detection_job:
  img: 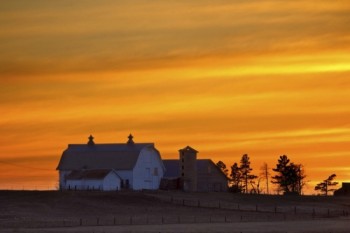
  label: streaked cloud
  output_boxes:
[0,0,350,192]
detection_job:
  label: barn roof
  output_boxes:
[66,169,120,180]
[179,146,198,153]
[163,159,228,179]
[162,160,180,178]
[57,142,154,171]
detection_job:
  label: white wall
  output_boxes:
[65,179,103,190]
[132,147,164,190]
[116,170,133,189]
[103,172,121,191]
[59,170,70,190]
[64,171,121,191]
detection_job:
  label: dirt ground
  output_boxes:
[2,220,350,233]
[0,190,349,233]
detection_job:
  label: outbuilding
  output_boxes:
[65,169,121,191]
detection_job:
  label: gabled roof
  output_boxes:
[163,160,180,178]
[57,143,154,171]
[66,169,120,180]
[179,146,198,153]
[163,159,228,180]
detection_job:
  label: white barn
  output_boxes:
[56,134,165,191]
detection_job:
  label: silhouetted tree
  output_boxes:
[272,155,306,195]
[249,177,262,194]
[240,154,257,193]
[315,174,338,196]
[230,162,242,193]
[216,161,229,177]
[260,163,270,194]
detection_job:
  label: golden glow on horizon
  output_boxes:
[1,0,350,193]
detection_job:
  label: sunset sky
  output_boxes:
[1,0,350,193]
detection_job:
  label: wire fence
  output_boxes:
[0,212,325,229]
[1,190,349,229]
[1,199,349,229]
[157,195,350,219]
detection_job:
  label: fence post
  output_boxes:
[162,216,164,224]
[225,216,227,223]
[219,201,221,209]
[198,200,200,207]
[327,209,330,217]
[80,218,82,226]
[182,199,185,206]
[294,206,297,215]
[130,216,132,225]
[97,217,99,226]
[256,205,258,212]
[274,206,277,214]
[312,208,316,218]
[114,216,116,225]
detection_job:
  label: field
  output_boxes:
[0,190,349,233]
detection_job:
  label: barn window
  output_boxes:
[146,168,151,179]
[125,179,130,189]
[121,180,124,188]
[181,172,184,177]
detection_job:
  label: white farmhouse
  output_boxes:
[56,134,165,191]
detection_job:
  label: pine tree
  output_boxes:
[216,161,228,177]
[240,154,256,193]
[315,174,338,196]
[230,162,242,193]
[272,155,305,195]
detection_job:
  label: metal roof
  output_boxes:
[178,146,198,153]
[56,143,154,171]
[163,159,228,179]
[66,169,120,180]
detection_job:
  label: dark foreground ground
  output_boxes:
[0,190,349,233]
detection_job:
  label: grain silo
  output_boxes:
[179,146,198,192]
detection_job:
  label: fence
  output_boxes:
[2,205,349,229]
[0,212,319,229]
[159,195,350,219]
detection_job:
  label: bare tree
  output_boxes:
[250,177,262,194]
[260,163,270,194]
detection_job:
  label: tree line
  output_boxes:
[216,154,338,195]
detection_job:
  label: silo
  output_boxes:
[179,146,198,192]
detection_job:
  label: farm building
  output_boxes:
[161,146,228,192]
[65,169,121,191]
[334,183,350,196]
[56,134,165,191]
